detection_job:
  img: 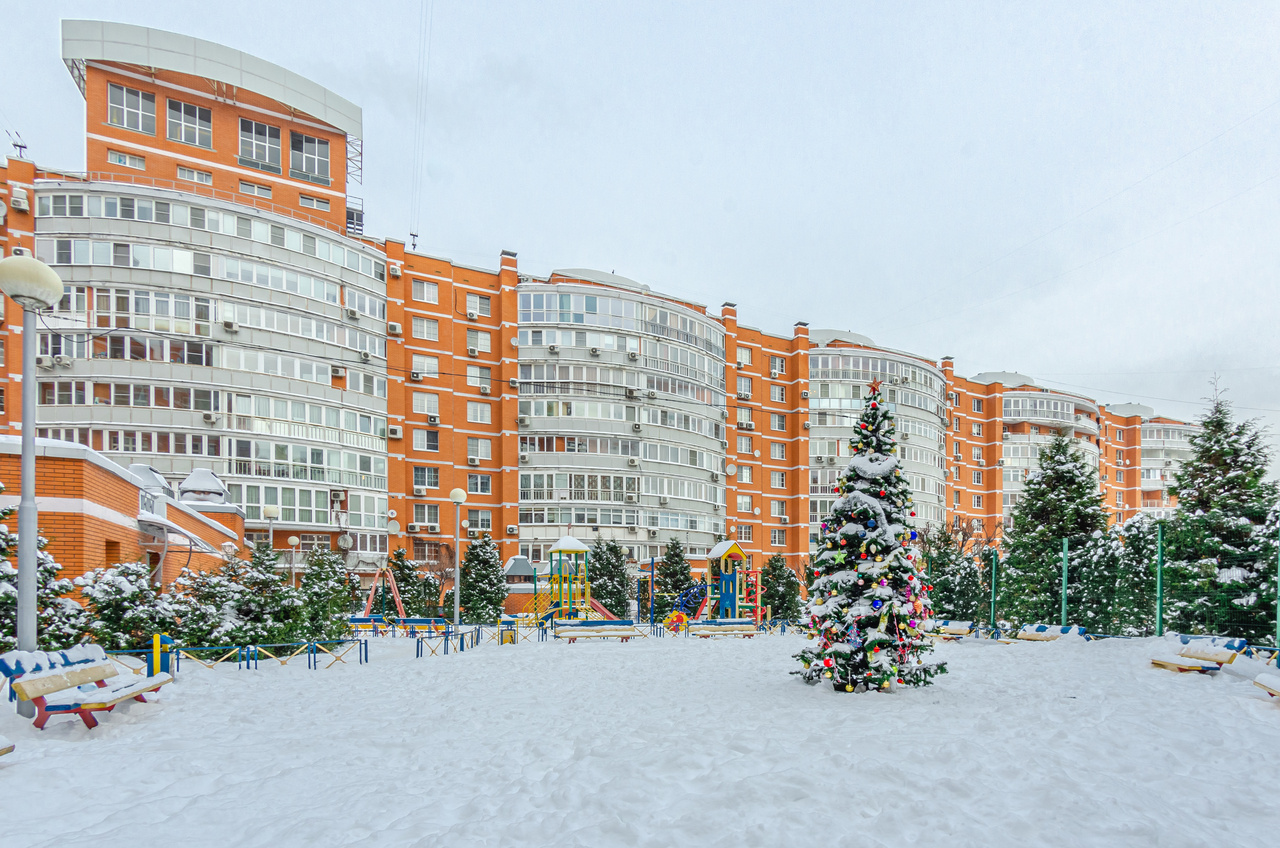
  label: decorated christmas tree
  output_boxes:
[794,381,945,692]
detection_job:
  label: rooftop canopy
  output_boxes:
[707,540,746,561]
[61,19,363,139]
[548,535,589,555]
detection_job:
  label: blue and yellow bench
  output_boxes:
[0,645,170,730]
[1016,624,1089,642]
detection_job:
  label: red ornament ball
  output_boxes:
[897,678,905,685]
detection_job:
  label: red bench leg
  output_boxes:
[77,709,99,729]
[31,697,53,730]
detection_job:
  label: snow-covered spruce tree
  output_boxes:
[917,525,989,622]
[589,536,632,619]
[999,434,1108,627]
[76,561,176,650]
[170,544,299,646]
[794,381,944,692]
[1165,395,1279,640]
[458,533,507,623]
[653,537,694,619]
[388,547,440,618]
[1113,514,1159,635]
[761,554,802,621]
[297,546,359,640]
[0,499,89,651]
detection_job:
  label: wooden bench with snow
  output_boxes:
[553,620,642,643]
[931,620,976,640]
[1016,624,1089,642]
[687,619,758,638]
[1150,637,1247,674]
[1255,673,1280,699]
[0,645,171,730]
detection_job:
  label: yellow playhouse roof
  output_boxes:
[707,540,746,561]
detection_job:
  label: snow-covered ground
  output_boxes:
[2,633,1277,847]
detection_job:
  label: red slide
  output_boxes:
[589,599,619,620]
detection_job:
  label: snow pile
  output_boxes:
[1,635,1277,846]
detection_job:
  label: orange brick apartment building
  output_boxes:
[0,20,1197,590]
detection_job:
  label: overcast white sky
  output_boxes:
[5,1,1280,446]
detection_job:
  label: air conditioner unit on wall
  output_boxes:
[410,371,423,382]
[388,322,402,335]
[332,366,346,378]
[628,457,639,467]
[345,307,359,320]
[426,523,440,533]
[467,347,479,358]
[479,385,491,395]
[387,425,403,439]
[222,319,239,333]
[801,390,809,399]
[407,523,421,533]
[427,413,439,425]
[413,486,427,497]
[506,525,518,535]
[467,457,480,466]
[466,310,478,320]
[8,189,29,212]
[627,351,639,361]
[770,370,779,379]
[779,516,789,524]
[389,264,402,278]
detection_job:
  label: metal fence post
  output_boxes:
[1156,523,1164,637]
[989,549,998,629]
[1061,538,1068,627]
[1275,522,1279,649]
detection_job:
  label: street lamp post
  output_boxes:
[262,504,280,552]
[287,535,301,586]
[449,488,467,627]
[0,256,67,719]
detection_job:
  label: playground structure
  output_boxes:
[521,535,619,625]
[649,541,764,629]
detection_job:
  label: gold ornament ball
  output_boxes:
[845,684,854,692]
[823,671,833,678]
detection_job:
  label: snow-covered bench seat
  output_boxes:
[553,620,640,642]
[0,645,171,730]
[688,619,758,638]
[1016,624,1088,642]
[1256,673,1280,699]
[1151,638,1247,674]
[931,620,975,640]
[0,733,13,757]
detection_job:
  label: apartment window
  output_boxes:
[411,355,439,377]
[239,181,272,198]
[466,293,491,317]
[972,398,984,413]
[972,495,983,509]
[971,422,983,437]
[737,376,752,396]
[467,437,492,460]
[954,418,960,432]
[770,384,785,403]
[412,466,439,488]
[771,529,786,547]
[737,525,754,542]
[412,392,439,415]
[736,347,753,367]
[1115,493,1123,507]
[467,402,492,424]
[1116,469,1125,484]
[769,356,786,375]
[972,470,983,486]
[1117,429,1126,443]
[972,447,982,462]
[1030,426,1039,435]
[467,329,492,352]
[468,474,492,495]
[954,491,961,506]
[106,150,146,171]
[737,436,753,454]
[412,280,439,303]
[177,166,213,185]
[736,407,753,425]
[166,99,212,148]
[412,317,439,341]
[771,413,786,431]
[413,430,439,452]
[770,500,787,518]
[239,119,281,172]
[736,495,753,513]
[298,195,330,211]
[771,471,786,489]
[290,132,330,183]
[467,509,493,531]
[107,84,155,134]
[412,504,440,525]
[738,465,753,484]
[770,442,786,460]
[466,365,492,387]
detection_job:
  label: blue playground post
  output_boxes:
[648,557,655,626]
[150,632,174,677]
